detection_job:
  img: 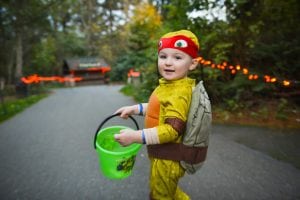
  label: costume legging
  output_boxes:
[149,158,190,200]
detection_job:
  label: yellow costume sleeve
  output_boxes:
[156,85,192,143]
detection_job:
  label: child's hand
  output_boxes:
[114,129,142,146]
[114,105,138,119]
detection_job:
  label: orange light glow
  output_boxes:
[243,68,249,75]
[196,57,203,62]
[21,74,83,84]
[248,74,258,80]
[192,57,291,87]
[264,75,270,82]
[283,80,290,86]
[127,69,140,78]
[206,61,212,65]
[21,66,110,85]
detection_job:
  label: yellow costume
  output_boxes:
[145,78,195,200]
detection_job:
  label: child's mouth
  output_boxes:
[164,69,175,73]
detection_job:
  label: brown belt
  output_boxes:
[148,117,207,164]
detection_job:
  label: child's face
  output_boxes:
[158,48,198,81]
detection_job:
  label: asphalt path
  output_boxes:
[0,85,299,200]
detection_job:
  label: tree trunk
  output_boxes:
[79,0,93,56]
[15,33,23,80]
[7,48,15,84]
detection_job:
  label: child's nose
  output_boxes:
[165,57,173,66]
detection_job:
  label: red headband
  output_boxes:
[158,35,199,58]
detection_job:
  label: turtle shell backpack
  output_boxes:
[180,80,212,174]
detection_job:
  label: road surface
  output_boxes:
[0,85,299,200]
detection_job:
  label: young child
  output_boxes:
[114,30,199,200]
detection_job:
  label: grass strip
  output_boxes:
[0,94,48,123]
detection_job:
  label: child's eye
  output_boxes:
[175,56,182,60]
[159,55,167,59]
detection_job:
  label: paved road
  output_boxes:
[0,85,299,200]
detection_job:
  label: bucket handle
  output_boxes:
[93,113,140,149]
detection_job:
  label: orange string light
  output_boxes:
[21,66,111,85]
[243,68,249,75]
[283,80,290,86]
[21,75,84,84]
[197,57,292,87]
[270,78,277,83]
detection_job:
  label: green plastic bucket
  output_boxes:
[93,114,142,179]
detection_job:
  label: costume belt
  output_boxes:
[147,117,208,164]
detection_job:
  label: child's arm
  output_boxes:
[114,129,144,146]
[114,103,148,146]
[115,103,148,119]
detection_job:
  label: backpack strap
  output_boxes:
[147,143,208,164]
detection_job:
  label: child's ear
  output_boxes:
[189,58,199,71]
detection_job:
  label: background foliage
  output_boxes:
[0,0,299,109]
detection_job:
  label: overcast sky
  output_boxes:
[188,1,226,21]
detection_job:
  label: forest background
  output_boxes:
[0,0,299,128]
